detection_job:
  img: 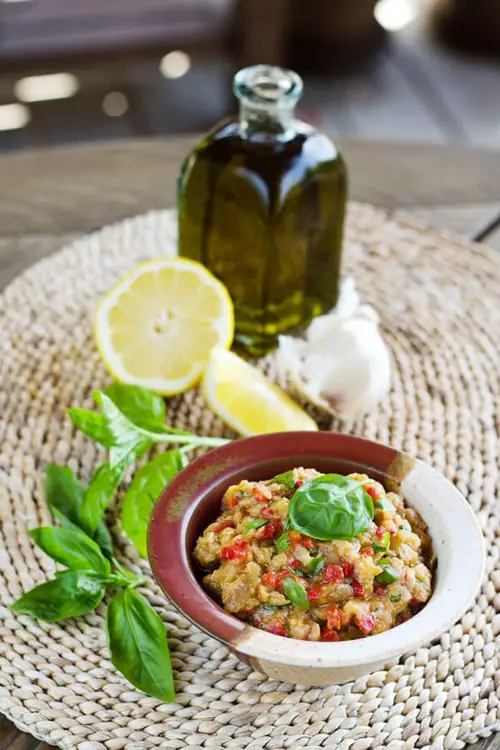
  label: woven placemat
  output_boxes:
[0,204,498,750]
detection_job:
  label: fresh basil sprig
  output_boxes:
[10,382,232,702]
[67,384,229,550]
[69,386,228,467]
[288,474,374,541]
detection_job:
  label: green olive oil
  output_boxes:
[178,65,348,354]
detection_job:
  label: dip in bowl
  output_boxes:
[148,432,484,685]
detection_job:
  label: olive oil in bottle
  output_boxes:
[178,65,348,354]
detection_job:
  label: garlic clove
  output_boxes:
[277,279,391,420]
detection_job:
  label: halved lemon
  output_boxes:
[203,348,318,436]
[94,258,234,395]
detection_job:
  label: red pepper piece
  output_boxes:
[260,505,274,519]
[307,586,323,601]
[360,547,374,557]
[301,536,316,550]
[365,485,381,500]
[294,479,305,488]
[226,495,240,508]
[356,612,377,634]
[220,539,248,562]
[410,598,421,607]
[275,570,294,590]
[215,519,233,533]
[326,606,341,630]
[321,627,340,642]
[288,531,302,549]
[323,563,344,583]
[266,618,287,637]
[253,488,268,503]
[352,579,366,598]
[262,571,278,588]
[288,559,301,569]
[342,560,355,578]
[258,518,283,540]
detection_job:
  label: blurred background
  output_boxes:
[0,0,499,152]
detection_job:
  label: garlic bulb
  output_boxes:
[276,278,391,419]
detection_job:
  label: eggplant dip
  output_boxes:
[193,468,433,641]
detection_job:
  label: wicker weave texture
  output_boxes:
[0,205,498,750]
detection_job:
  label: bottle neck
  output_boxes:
[239,100,296,141]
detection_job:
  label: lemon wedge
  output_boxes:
[94,258,234,395]
[203,348,318,436]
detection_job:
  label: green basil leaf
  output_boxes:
[121,450,187,557]
[10,570,106,622]
[375,558,400,584]
[373,530,391,552]
[288,474,374,541]
[106,589,174,702]
[93,521,114,560]
[282,577,309,610]
[307,555,325,576]
[94,391,141,441]
[245,518,268,531]
[30,527,111,574]
[104,384,166,432]
[275,532,291,553]
[109,436,154,469]
[45,465,86,526]
[80,461,124,536]
[390,592,402,602]
[92,391,154,469]
[267,470,296,490]
[261,603,290,611]
[374,498,396,511]
[47,471,113,559]
[67,408,114,447]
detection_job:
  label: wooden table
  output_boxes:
[0,138,499,750]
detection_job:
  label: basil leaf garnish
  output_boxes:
[121,449,187,557]
[375,558,400,584]
[374,497,395,511]
[10,571,106,622]
[288,474,374,541]
[307,555,325,576]
[106,589,174,702]
[373,530,391,552]
[30,526,111,575]
[275,532,291,553]
[267,470,296,491]
[282,577,309,609]
[245,518,268,531]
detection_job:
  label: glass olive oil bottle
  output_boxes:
[178,65,347,354]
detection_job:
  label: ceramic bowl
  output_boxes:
[148,432,485,686]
